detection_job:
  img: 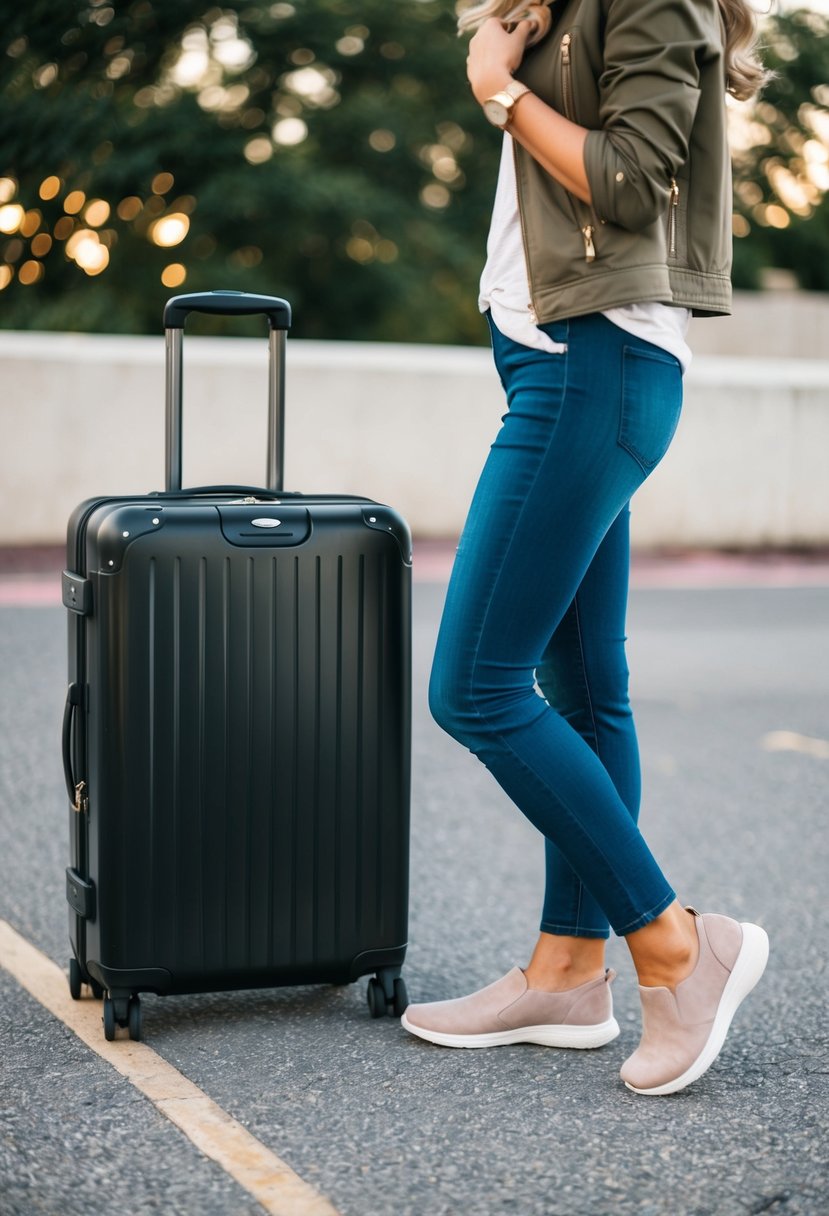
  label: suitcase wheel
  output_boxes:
[68,958,82,1001]
[367,972,408,1019]
[69,957,104,1001]
[102,994,141,1041]
[103,996,116,1041]
[367,977,388,1018]
[128,997,142,1042]
[392,977,409,1018]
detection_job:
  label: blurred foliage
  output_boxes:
[0,0,498,340]
[730,7,829,291]
[0,2,827,341]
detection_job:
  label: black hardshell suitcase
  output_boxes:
[62,291,411,1039]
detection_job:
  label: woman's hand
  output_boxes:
[465,17,535,105]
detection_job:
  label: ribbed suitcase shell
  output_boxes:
[65,492,411,999]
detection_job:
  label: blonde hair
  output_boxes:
[456,0,773,102]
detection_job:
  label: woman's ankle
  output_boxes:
[626,902,700,990]
[523,932,607,992]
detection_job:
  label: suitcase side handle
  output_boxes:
[62,683,87,813]
[163,291,292,494]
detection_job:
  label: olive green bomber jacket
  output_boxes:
[512,0,733,321]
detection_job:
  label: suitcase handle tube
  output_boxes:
[163,291,291,494]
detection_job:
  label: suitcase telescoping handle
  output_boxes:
[162,290,292,494]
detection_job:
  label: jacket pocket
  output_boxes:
[617,346,683,472]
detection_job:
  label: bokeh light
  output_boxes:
[117,196,142,221]
[85,200,111,227]
[64,227,110,274]
[161,263,186,287]
[18,260,44,285]
[63,191,86,215]
[369,129,396,152]
[0,204,24,234]
[20,210,42,237]
[420,183,450,209]
[244,137,273,164]
[150,213,190,246]
[272,118,308,146]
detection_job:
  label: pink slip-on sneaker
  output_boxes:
[620,905,770,1096]
[401,966,620,1049]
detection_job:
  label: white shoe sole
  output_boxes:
[624,920,770,1096]
[400,1012,621,1050]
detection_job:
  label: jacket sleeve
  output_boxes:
[582,0,712,232]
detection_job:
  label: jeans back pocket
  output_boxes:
[617,345,683,473]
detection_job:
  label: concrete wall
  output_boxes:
[2,301,828,548]
[686,289,829,359]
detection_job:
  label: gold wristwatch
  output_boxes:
[482,80,532,129]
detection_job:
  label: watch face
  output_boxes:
[483,97,509,127]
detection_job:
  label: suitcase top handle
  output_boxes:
[163,290,292,493]
[163,290,291,331]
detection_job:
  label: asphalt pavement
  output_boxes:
[1,570,827,1216]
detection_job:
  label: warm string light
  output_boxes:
[0,172,197,282]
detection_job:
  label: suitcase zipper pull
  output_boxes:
[73,780,88,814]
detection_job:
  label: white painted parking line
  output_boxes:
[761,730,829,760]
[0,920,340,1216]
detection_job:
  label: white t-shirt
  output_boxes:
[478,134,693,373]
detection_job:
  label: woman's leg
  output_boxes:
[417,312,769,1084]
[536,501,641,935]
[428,311,684,940]
[525,501,641,988]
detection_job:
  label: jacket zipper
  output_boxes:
[668,177,679,255]
[561,32,597,263]
[512,136,540,323]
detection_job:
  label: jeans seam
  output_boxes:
[540,919,609,940]
[614,889,676,936]
[570,589,602,936]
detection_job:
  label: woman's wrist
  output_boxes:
[472,72,516,105]
[466,17,533,105]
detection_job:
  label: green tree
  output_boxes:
[731,7,829,290]
[0,0,500,341]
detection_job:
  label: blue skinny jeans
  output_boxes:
[429,310,685,939]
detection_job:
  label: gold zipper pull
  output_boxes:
[561,33,571,63]
[582,225,596,262]
[669,178,679,255]
[73,780,88,813]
